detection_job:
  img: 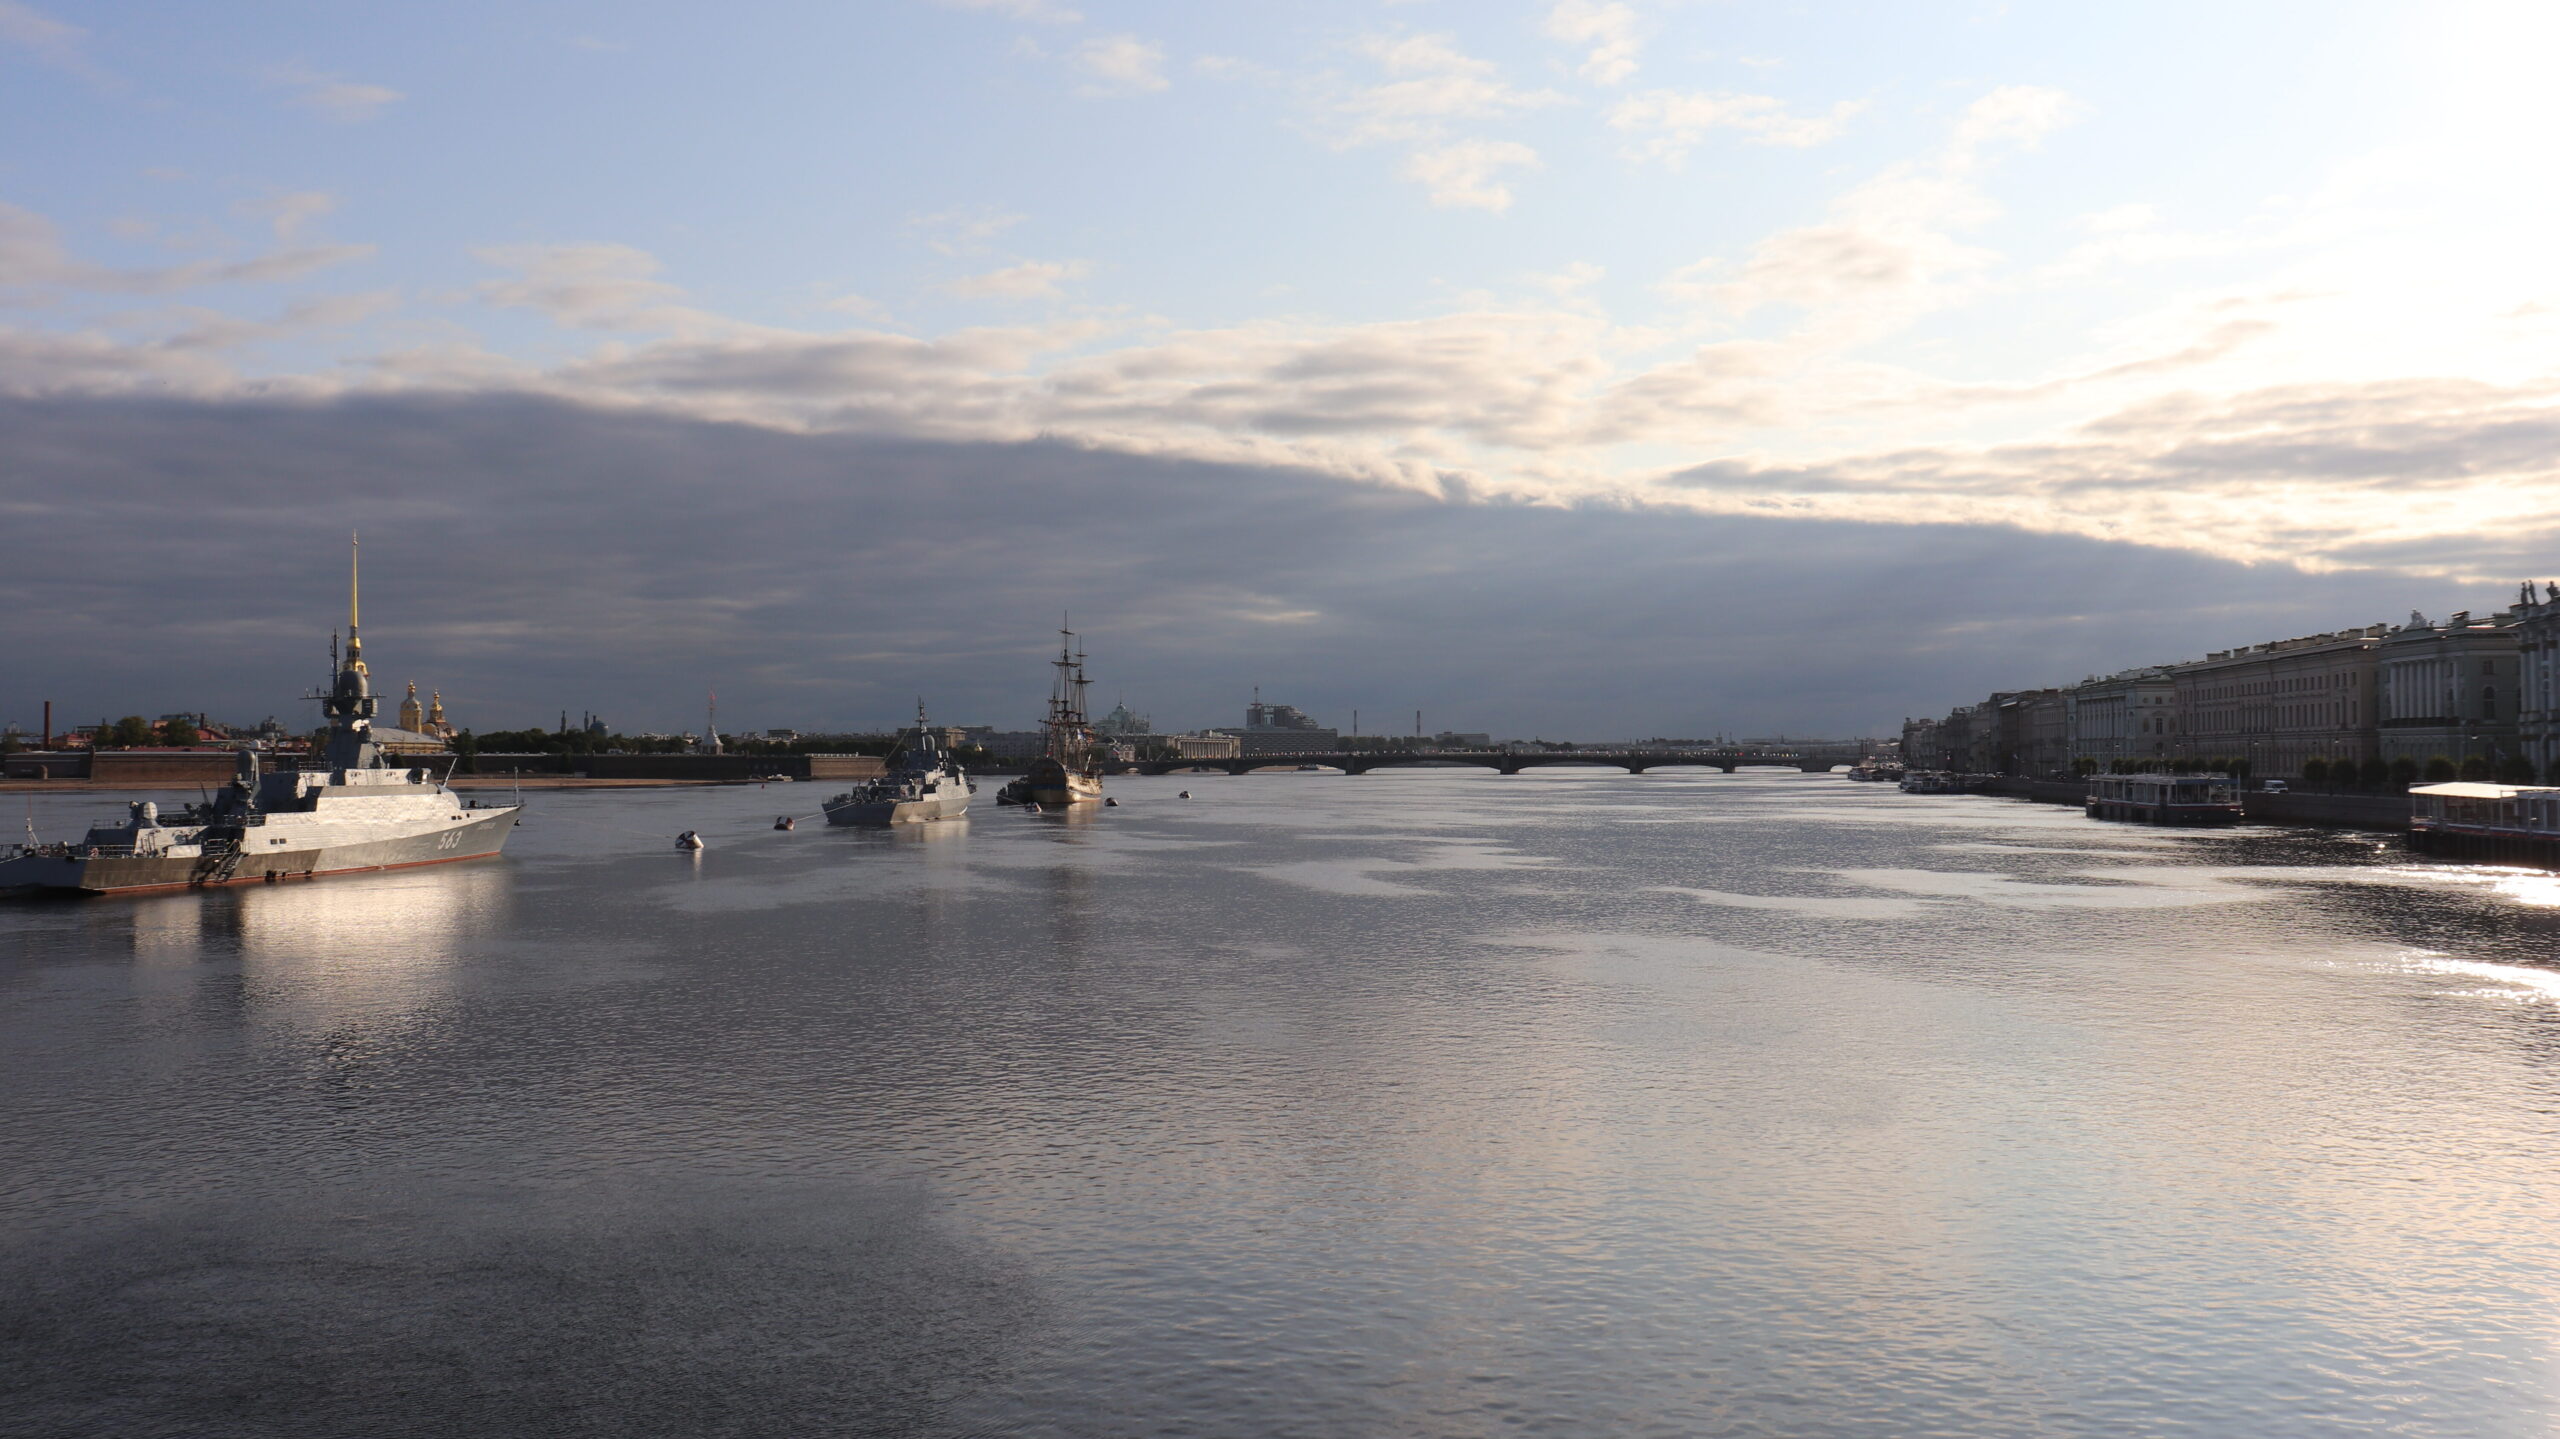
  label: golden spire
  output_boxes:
[345,531,367,674]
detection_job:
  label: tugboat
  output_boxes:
[822,702,974,826]
[998,626,1106,809]
[0,538,521,896]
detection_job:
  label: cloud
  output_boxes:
[1,63,2533,594]
[935,0,1081,22]
[941,259,1088,299]
[0,0,85,71]
[1527,260,1605,299]
[0,201,372,301]
[1402,140,1541,212]
[1071,34,1168,96]
[909,208,1026,257]
[1544,0,1641,85]
[272,64,403,122]
[238,191,337,242]
[472,243,709,332]
[1335,32,1564,146]
[1663,377,2560,576]
[1699,87,2078,333]
[1949,84,2079,157]
[1318,33,1562,212]
[0,391,2457,739]
[1608,89,1861,163]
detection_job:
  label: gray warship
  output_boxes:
[0,541,521,896]
[821,704,973,827]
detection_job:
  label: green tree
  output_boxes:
[105,715,153,748]
[2423,755,2457,782]
[2389,756,2420,788]
[0,731,20,756]
[2299,757,2330,786]
[2496,754,2537,785]
[155,716,199,747]
[2458,754,2493,782]
[2360,756,2391,789]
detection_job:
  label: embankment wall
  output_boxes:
[1977,777,2412,832]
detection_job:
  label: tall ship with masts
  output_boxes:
[998,626,1106,808]
[0,538,522,896]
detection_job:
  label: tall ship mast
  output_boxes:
[0,535,523,895]
[999,623,1107,807]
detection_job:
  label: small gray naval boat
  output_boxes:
[0,542,522,897]
[821,705,973,827]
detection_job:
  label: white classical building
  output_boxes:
[1167,731,1242,760]
[2376,608,2522,770]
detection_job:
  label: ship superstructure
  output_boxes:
[821,702,974,826]
[0,537,521,896]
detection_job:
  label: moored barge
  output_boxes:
[2085,773,2242,825]
[2408,781,2560,866]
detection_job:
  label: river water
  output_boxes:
[6,769,2560,1437]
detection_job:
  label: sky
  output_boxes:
[4,0,2556,737]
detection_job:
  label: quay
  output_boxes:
[1972,777,2417,832]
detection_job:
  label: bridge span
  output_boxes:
[1128,747,1866,777]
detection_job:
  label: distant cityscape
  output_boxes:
[2,668,1859,782]
[1904,582,2560,785]
[1,684,1763,769]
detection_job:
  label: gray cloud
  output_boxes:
[0,393,2509,742]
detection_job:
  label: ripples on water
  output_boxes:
[6,771,2560,1437]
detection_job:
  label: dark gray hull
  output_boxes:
[0,808,519,895]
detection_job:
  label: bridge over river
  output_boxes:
[1129,744,1873,777]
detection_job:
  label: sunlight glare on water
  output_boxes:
[6,770,2560,1437]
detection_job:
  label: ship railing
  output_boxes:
[6,840,141,858]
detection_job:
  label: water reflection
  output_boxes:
[11,773,2560,1436]
[231,865,504,1032]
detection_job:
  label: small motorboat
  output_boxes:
[1178,790,1190,799]
[676,830,705,851]
[773,816,795,831]
[1024,802,1043,815]
[1104,797,1118,808]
